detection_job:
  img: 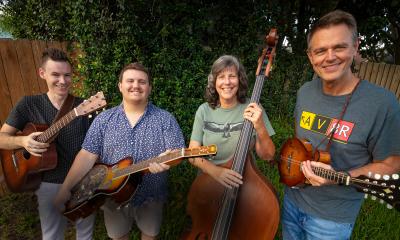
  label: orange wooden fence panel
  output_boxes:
[355,61,400,100]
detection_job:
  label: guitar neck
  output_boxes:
[36,110,77,143]
[113,149,185,179]
[312,166,351,185]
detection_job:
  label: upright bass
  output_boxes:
[183,29,280,240]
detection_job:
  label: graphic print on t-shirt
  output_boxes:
[299,111,354,143]
[204,121,243,138]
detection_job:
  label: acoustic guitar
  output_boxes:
[279,137,400,211]
[0,92,107,192]
[63,145,217,221]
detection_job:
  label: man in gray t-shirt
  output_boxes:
[282,10,400,240]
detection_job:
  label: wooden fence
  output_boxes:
[355,61,400,100]
[0,39,70,195]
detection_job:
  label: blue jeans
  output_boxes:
[282,194,354,240]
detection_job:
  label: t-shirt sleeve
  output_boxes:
[162,113,185,150]
[370,97,400,160]
[5,97,30,131]
[190,105,205,143]
[262,108,275,136]
[82,114,105,155]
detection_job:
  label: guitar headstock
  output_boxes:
[75,92,107,117]
[353,173,400,212]
[184,145,217,157]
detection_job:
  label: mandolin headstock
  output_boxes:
[352,173,400,212]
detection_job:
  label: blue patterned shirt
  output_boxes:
[82,102,185,205]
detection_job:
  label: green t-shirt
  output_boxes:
[190,100,275,165]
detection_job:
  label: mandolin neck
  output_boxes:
[311,166,351,185]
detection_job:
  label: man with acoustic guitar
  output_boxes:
[0,48,96,239]
[281,10,400,239]
[54,62,185,240]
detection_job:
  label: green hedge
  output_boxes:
[2,1,397,239]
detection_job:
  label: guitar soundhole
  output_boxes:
[23,150,31,159]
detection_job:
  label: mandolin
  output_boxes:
[279,137,400,211]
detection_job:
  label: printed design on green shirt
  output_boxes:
[299,111,355,143]
[204,121,243,138]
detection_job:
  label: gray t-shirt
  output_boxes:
[287,78,400,223]
[191,99,275,165]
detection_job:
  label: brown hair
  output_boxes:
[118,62,151,85]
[205,55,248,109]
[307,10,358,49]
[41,48,71,67]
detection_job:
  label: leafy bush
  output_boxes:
[1,1,398,239]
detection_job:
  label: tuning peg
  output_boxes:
[368,171,372,177]
[103,108,106,111]
[371,196,377,201]
[380,199,384,204]
[364,194,368,199]
[387,204,393,209]
[88,114,92,118]
[374,173,381,179]
[383,175,390,180]
[392,174,399,180]
[96,111,99,114]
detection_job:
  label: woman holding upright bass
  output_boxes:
[189,55,275,187]
[184,54,280,239]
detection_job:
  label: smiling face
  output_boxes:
[39,59,72,98]
[215,66,239,108]
[118,69,151,105]
[307,24,359,85]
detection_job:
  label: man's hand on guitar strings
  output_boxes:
[22,132,49,156]
[148,149,172,173]
[148,162,170,173]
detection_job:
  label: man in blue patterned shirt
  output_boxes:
[55,62,185,240]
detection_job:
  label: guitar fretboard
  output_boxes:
[36,110,77,143]
[113,150,183,179]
